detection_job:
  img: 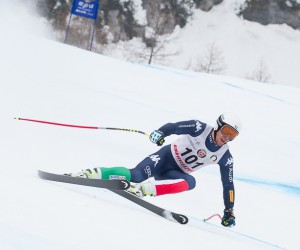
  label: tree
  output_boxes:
[123,1,179,65]
[247,59,272,83]
[193,42,226,74]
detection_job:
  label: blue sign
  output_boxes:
[71,0,99,20]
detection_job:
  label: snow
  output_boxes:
[1,1,300,250]
[110,0,300,88]
[132,0,147,26]
[286,0,300,7]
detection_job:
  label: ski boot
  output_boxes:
[127,182,156,198]
[65,168,102,179]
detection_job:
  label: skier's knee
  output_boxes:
[129,169,147,183]
[186,177,196,190]
[100,167,131,180]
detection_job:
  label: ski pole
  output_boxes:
[203,213,222,222]
[14,117,150,137]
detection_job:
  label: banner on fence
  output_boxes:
[71,0,99,20]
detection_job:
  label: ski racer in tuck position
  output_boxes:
[69,113,241,227]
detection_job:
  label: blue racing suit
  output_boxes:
[130,120,235,209]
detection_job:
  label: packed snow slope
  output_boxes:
[1,2,300,250]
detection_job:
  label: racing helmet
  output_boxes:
[215,113,241,140]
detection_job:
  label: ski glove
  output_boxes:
[221,209,235,227]
[149,130,165,146]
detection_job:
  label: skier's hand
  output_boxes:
[149,130,165,146]
[221,209,235,227]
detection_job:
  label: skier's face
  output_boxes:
[215,130,231,146]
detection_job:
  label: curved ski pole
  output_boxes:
[15,117,150,137]
[203,213,222,222]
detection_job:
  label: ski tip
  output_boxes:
[172,213,189,224]
[37,170,46,178]
[162,211,189,224]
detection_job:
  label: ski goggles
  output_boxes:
[220,125,239,141]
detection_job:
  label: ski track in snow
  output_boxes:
[223,82,300,108]
[235,177,300,196]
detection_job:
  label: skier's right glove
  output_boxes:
[149,130,165,146]
[221,208,236,227]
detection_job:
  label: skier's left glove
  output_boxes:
[221,208,235,227]
[149,130,165,146]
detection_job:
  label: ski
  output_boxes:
[111,190,189,225]
[38,170,188,224]
[38,170,130,190]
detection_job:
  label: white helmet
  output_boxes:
[215,113,242,139]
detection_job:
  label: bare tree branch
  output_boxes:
[247,59,272,83]
[192,42,226,74]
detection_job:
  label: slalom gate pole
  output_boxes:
[15,117,150,137]
[203,214,222,222]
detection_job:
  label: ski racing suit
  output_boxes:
[130,120,235,210]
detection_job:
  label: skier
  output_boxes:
[68,113,241,227]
